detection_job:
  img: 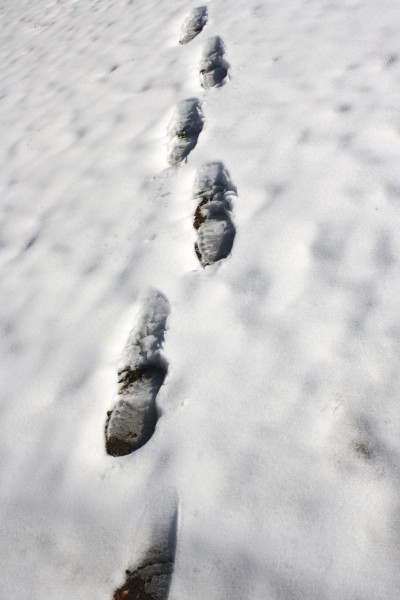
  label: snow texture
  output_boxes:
[2,0,400,598]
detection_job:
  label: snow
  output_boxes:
[2,0,400,598]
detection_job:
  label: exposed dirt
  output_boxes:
[106,436,135,457]
[117,366,145,394]
[113,561,174,600]
[113,574,152,600]
[105,365,166,456]
[193,198,208,230]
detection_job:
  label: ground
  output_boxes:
[1,0,400,598]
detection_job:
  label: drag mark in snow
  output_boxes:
[179,6,208,45]
[105,290,169,457]
[199,36,229,89]
[168,98,204,165]
[193,162,236,267]
[113,508,177,600]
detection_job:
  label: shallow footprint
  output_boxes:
[168,98,204,166]
[113,505,177,600]
[179,6,208,45]
[199,36,229,89]
[105,290,169,457]
[193,162,237,266]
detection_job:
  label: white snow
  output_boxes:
[2,0,400,598]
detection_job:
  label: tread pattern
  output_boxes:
[193,162,237,266]
[199,36,229,89]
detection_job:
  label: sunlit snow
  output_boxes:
[2,0,400,598]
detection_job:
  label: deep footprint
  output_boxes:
[168,98,204,165]
[193,162,237,267]
[179,6,208,45]
[199,36,229,89]
[105,290,169,457]
[113,509,177,600]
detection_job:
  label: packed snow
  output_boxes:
[2,0,400,598]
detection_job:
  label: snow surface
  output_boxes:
[2,0,400,597]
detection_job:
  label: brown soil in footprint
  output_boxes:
[104,408,138,457]
[117,366,158,394]
[105,367,164,457]
[193,198,208,229]
[113,575,151,600]
[104,366,151,456]
[192,162,237,267]
[113,561,174,600]
[105,435,135,457]
[112,502,177,600]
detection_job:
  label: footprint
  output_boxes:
[193,162,237,266]
[168,98,204,165]
[105,290,169,457]
[113,506,177,600]
[199,36,229,89]
[179,6,208,45]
